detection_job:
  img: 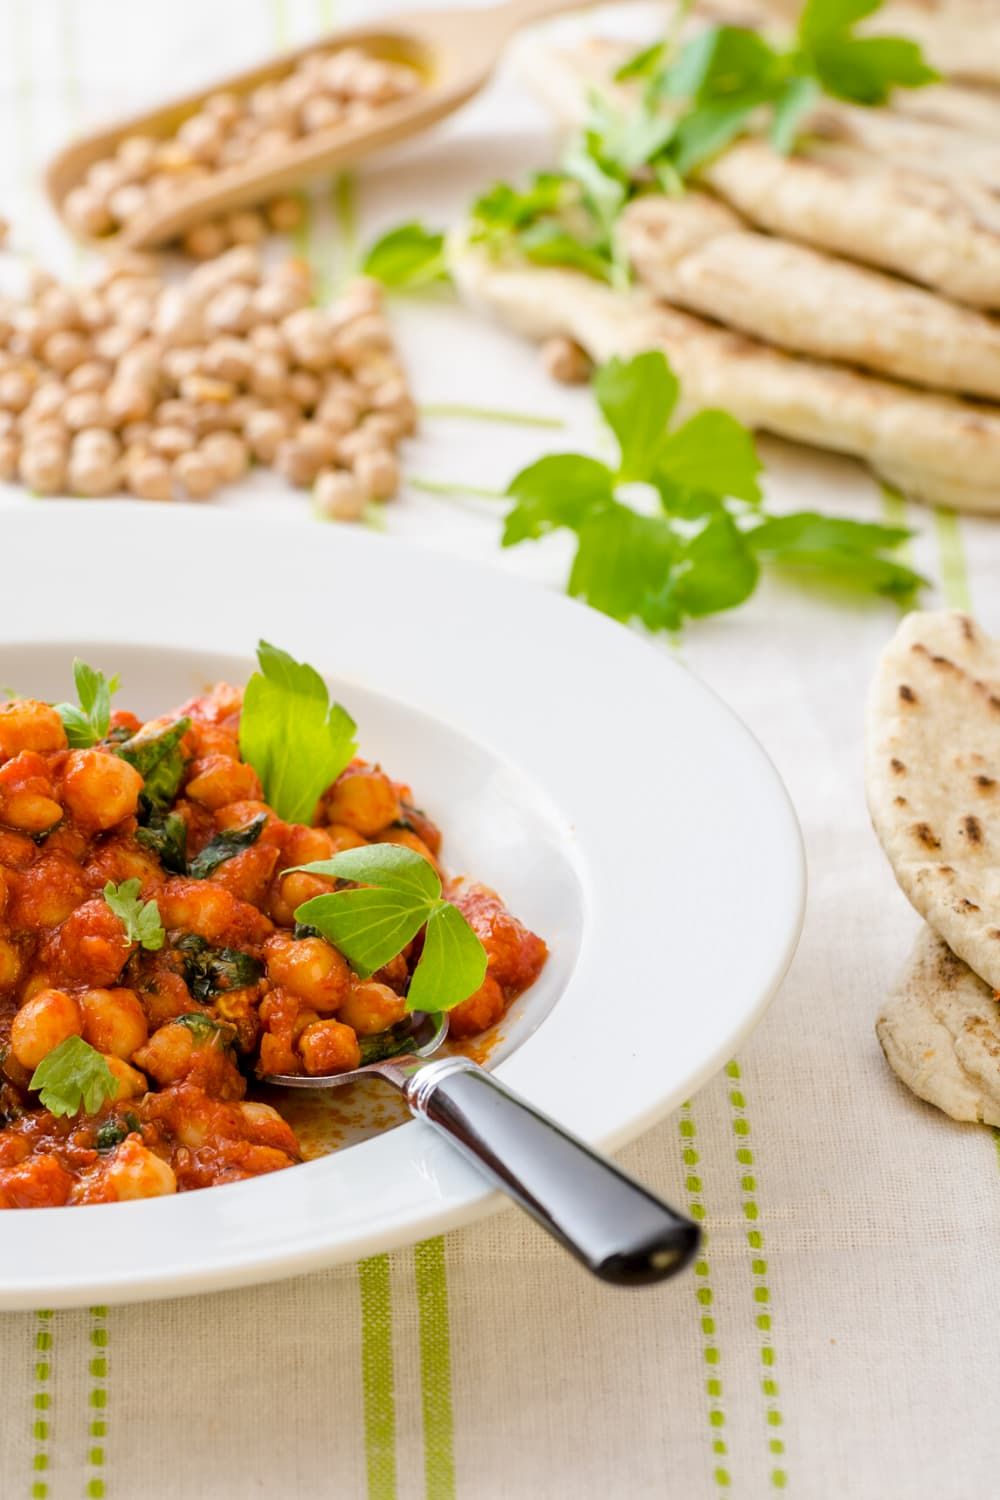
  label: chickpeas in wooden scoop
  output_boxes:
[0,248,414,515]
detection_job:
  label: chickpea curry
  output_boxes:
[0,646,546,1208]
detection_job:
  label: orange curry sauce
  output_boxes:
[0,683,546,1207]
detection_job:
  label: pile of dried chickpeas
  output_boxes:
[64,46,420,256]
[0,246,414,517]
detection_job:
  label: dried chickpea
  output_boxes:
[126,453,173,501]
[0,435,20,480]
[267,196,304,232]
[182,220,229,260]
[67,359,112,393]
[354,448,399,501]
[226,209,266,245]
[541,335,592,384]
[19,441,67,495]
[199,430,248,483]
[64,185,113,238]
[315,468,365,522]
[244,408,288,463]
[174,449,221,500]
[63,390,108,431]
[68,447,121,496]
[150,424,196,460]
[0,369,33,412]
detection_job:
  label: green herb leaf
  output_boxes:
[362,221,450,289]
[30,1037,120,1118]
[54,660,120,749]
[239,641,357,825]
[406,901,487,1014]
[95,1112,140,1151]
[134,810,188,874]
[188,813,267,879]
[664,26,778,101]
[596,352,679,481]
[102,879,165,951]
[656,409,763,505]
[808,35,938,103]
[613,39,668,81]
[292,844,487,1012]
[503,454,615,545]
[175,1011,233,1044]
[116,718,191,812]
[174,934,264,1001]
[797,0,881,47]
[769,74,821,152]
[746,510,926,599]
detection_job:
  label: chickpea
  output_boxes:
[185,754,261,809]
[174,449,221,500]
[252,279,306,322]
[541,335,592,385]
[316,469,366,522]
[108,183,149,226]
[206,284,255,335]
[42,329,89,374]
[126,453,173,501]
[199,431,248,483]
[288,370,321,411]
[301,95,343,134]
[19,441,67,495]
[326,766,401,834]
[205,91,241,126]
[0,937,21,989]
[0,436,19,480]
[178,112,224,164]
[68,447,121,497]
[282,308,335,371]
[183,220,229,261]
[298,1018,361,1075]
[248,349,288,401]
[325,821,368,852]
[274,435,323,487]
[269,870,331,927]
[447,976,505,1039]
[103,1055,147,1099]
[354,448,399,501]
[150,424,195,461]
[336,427,382,467]
[267,196,304,233]
[62,748,143,830]
[333,313,392,366]
[11,988,82,1070]
[64,185,113,238]
[24,381,67,421]
[116,133,158,176]
[265,934,350,1014]
[226,209,266,245]
[80,987,148,1059]
[338,980,407,1036]
[103,1137,177,1200]
[315,393,360,437]
[0,368,33,411]
[201,336,252,384]
[132,1021,197,1085]
[63,390,108,431]
[0,699,67,757]
[67,359,112,393]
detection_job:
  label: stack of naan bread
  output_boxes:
[452,5,1000,511]
[868,611,1000,1125]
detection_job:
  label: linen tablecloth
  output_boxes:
[1,3,998,1496]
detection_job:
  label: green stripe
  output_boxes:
[86,1308,109,1498]
[358,1256,398,1500]
[30,1312,54,1499]
[414,1238,457,1500]
[933,508,972,610]
[725,1062,787,1489]
[678,1105,732,1491]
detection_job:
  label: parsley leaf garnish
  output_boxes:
[290,844,488,1013]
[54,660,120,749]
[30,1036,120,1118]
[430,350,923,630]
[462,0,936,284]
[362,222,451,288]
[103,879,165,951]
[239,641,357,826]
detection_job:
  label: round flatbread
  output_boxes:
[867,609,1000,987]
[877,926,1000,1125]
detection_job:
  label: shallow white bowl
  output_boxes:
[0,504,804,1307]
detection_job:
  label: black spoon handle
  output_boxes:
[403,1057,700,1286]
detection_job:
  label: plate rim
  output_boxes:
[0,504,806,1306]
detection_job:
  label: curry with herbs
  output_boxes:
[0,650,546,1208]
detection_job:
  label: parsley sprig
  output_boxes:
[423,351,925,630]
[291,844,488,1014]
[464,0,936,284]
[103,879,165,951]
[30,1036,120,1118]
[55,660,120,749]
[361,222,450,289]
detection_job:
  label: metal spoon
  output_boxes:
[266,1011,700,1287]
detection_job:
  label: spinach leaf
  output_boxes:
[135,811,188,874]
[175,934,264,1001]
[188,813,267,879]
[358,1017,431,1066]
[116,718,191,812]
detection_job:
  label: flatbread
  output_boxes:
[521,37,1000,307]
[452,244,1000,512]
[867,610,1000,989]
[877,926,1000,1125]
[622,192,1000,399]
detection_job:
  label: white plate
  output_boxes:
[0,504,804,1307]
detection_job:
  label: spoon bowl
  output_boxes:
[46,0,599,251]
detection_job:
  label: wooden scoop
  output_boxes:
[46,0,601,251]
